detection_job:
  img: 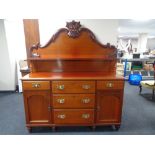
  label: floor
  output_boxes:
[0,82,155,135]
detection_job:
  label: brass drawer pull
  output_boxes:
[82,114,90,119]
[57,99,65,104]
[82,84,90,90]
[82,98,90,104]
[57,85,65,90]
[106,82,113,88]
[57,114,66,119]
[32,83,41,88]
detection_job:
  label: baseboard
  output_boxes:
[0,85,20,93]
[0,90,16,93]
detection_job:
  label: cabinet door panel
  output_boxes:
[96,91,123,124]
[24,91,51,124]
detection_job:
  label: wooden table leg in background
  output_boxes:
[139,85,142,94]
[152,89,155,99]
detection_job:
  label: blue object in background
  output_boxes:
[128,74,142,85]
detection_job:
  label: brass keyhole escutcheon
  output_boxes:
[106,82,113,88]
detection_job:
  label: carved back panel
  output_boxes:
[30,21,117,74]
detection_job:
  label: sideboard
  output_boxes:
[22,21,124,132]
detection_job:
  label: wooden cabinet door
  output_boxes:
[23,91,51,125]
[96,91,123,124]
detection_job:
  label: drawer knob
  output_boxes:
[57,114,66,119]
[57,85,65,90]
[82,114,90,119]
[57,99,65,104]
[82,98,90,104]
[82,84,90,90]
[106,82,113,88]
[32,83,40,88]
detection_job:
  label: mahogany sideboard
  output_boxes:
[22,21,124,132]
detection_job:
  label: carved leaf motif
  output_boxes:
[66,20,81,38]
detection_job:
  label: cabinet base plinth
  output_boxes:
[52,126,56,132]
[92,126,96,131]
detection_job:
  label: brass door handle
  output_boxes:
[81,98,90,104]
[106,82,113,88]
[57,85,65,90]
[32,83,40,88]
[82,114,90,119]
[57,114,66,119]
[48,106,52,111]
[57,99,65,104]
[82,84,90,90]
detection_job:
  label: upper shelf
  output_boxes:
[28,54,116,61]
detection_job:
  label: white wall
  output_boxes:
[4,19,27,91]
[39,19,119,46]
[0,20,14,90]
[80,19,119,46]
[4,20,27,61]
[0,19,27,91]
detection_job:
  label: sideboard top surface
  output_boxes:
[22,72,124,81]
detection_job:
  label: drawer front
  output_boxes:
[52,81,95,93]
[53,94,95,108]
[54,109,94,124]
[23,81,50,90]
[97,81,124,90]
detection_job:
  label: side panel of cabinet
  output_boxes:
[96,90,123,124]
[23,91,52,125]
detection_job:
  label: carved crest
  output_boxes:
[30,20,116,54]
[66,20,81,38]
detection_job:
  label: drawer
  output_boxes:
[97,80,124,90]
[22,81,50,90]
[54,109,94,124]
[52,81,95,93]
[53,94,95,108]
